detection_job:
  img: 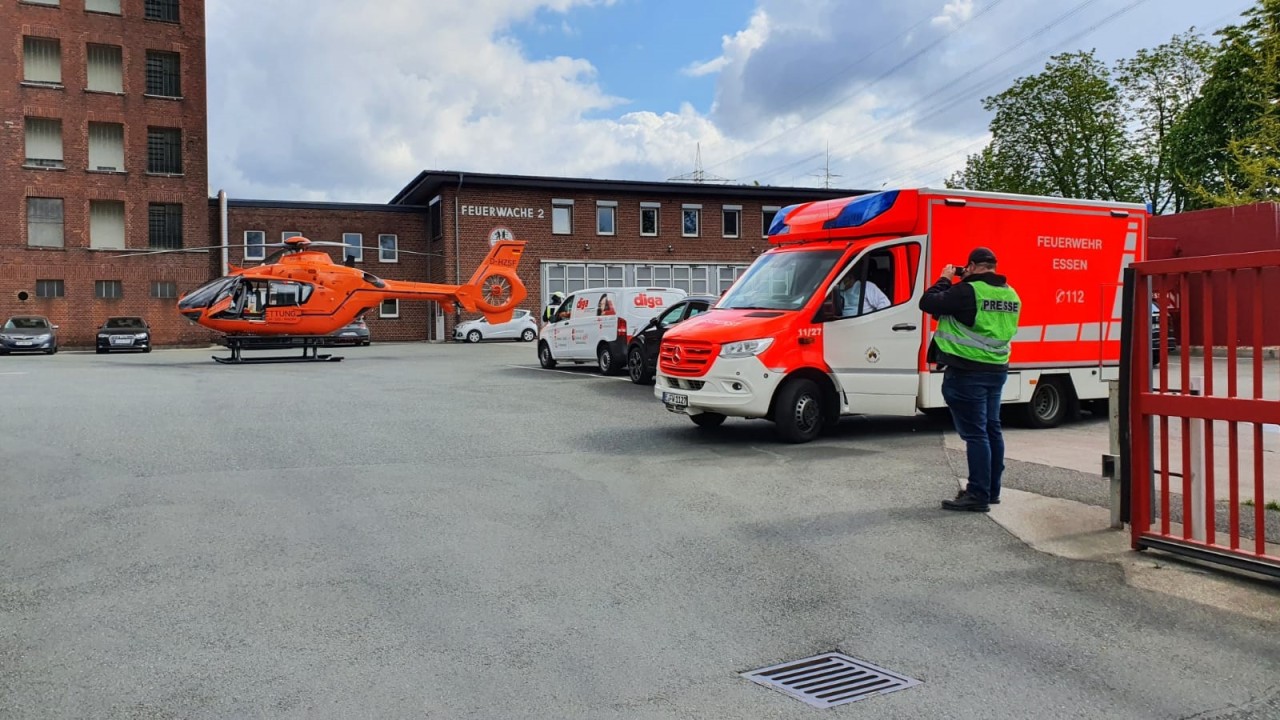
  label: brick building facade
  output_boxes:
[2,0,210,346]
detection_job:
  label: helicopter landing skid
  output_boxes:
[213,335,344,364]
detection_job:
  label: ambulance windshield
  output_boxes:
[719,249,844,311]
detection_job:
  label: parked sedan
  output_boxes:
[0,316,59,355]
[328,315,371,346]
[96,316,152,353]
[626,295,718,384]
[455,309,538,343]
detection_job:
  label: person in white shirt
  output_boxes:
[837,272,890,316]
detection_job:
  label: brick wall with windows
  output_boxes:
[1,0,210,346]
[213,201,431,343]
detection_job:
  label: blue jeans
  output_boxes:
[941,368,1009,503]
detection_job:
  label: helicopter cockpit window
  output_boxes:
[177,276,237,311]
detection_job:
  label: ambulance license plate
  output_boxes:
[662,392,688,408]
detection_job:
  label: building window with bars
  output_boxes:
[27,198,64,248]
[24,118,63,169]
[87,44,123,93]
[22,37,62,85]
[95,280,123,300]
[90,200,126,250]
[145,51,181,97]
[36,280,65,298]
[147,128,182,174]
[148,203,183,249]
[88,122,125,172]
[151,281,177,299]
[144,0,179,23]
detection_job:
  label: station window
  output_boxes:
[144,0,178,23]
[380,299,399,318]
[95,280,123,300]
[85,0,121,14]
[87,44,123,93]
[596,201,616,236]
[146,127,182,174]
[640,203,660,237]
[378,234,398,262]
[88,122,124,172]
[723,206,741,239]
[552,199,573,235]
[682,205,701,238]
[151,281,177,299]
[145,50,181,97]
[148,203,183,249]
[24,117,63,169]
[343,233,363,262]
[244,230,266,261]
[762,206,781,237]
[28,198,65,248]
[36,279,65,298]
[89,200,125,250]
[22,37,62,85]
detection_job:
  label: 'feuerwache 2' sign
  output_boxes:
[460,204,543,219]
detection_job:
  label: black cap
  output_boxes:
[967,247,997,265]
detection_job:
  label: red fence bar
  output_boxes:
[1129,252,1280,578]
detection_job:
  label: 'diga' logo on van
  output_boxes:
[634,293,666,308]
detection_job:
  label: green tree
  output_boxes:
[1115,31,1214,213]
[1169,0,1280,207]
[947,52,1141,202]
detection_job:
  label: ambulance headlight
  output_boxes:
[720,338,774,358]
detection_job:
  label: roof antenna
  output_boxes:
[810,142,843,189]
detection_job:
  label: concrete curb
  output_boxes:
[986,486,1280,624]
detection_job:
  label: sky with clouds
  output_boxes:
[206,0,1259,204]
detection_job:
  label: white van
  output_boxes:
[538,287,687,374]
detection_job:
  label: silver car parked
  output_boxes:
[0,316,59,355]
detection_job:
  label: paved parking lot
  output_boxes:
[1,343,1277,719]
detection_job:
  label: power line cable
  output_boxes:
[701,0,1010,175]
[740,0,1115,185]
[845,0,1256,187]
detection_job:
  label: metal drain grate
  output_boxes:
[742,651,920,708]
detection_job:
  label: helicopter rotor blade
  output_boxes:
[298,241,446,258]
[110,242,297,259]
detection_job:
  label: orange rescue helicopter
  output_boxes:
[130,236,527,363]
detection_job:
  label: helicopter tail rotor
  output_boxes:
[455,240,528,324]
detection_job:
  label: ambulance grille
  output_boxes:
[659,341,716,377]
[665,378,704,391]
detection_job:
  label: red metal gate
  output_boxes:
[1128,250,1280,577]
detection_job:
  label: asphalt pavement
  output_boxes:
[1,343,1277,719]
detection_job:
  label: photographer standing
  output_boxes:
[919,247,1021,513]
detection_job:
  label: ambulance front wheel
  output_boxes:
[1024,377,1069,429]
[774,377,824,443]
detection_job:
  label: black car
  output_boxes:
[96,317,151,353]
[626,294,718,384]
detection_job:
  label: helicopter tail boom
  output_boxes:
[376,240,528,324]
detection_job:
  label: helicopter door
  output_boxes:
[263,280,312,325]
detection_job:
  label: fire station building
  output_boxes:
[214,173,858,344]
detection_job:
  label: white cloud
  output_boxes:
[930,0,974,29]
[207,0,1256,202]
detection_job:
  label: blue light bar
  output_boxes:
[823,191,900,230]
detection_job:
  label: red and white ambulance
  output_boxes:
[654,188,1147,442]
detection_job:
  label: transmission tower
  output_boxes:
[668,143,731,184]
